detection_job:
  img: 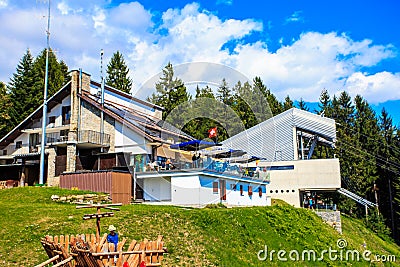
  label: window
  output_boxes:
[3,150,7,155]
[16,141,22,149]
[62,106,71,125]
[48,116,56,124]
[240,185,243,196]
[248,186,253,196]
[213,182,218,193]
[259,187,263,197]
[267,165,294,171]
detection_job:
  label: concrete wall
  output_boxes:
[253,158,341,207]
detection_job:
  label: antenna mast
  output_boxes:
[39,0,51,185]
[100,49,105,153]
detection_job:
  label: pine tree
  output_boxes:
[106,51,133,94]
[378,108,398,237]
[148,62,190,121]
[7,49,38,126]
[352,95,379,201]
[7,48,69,132]
[182,85,217,140]
[33,48,69,98]
[282,95,294,111]
[0,82,11,136]
[318,89,332,117]
[253,76,282,116]
[297,98,309,111]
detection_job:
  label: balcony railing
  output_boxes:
[77,130,110,146]
[46,130,110,146]
[46,132,69,144]
[143,158,270,182]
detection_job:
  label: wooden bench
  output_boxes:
[37,234,166,267]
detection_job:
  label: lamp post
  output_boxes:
[39,0,51,185]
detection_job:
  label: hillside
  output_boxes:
[0,187,399,266]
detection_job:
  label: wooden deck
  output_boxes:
[36,234,166,267]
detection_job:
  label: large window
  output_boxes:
[62,106,71,125]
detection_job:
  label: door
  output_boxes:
[220,179,226,201]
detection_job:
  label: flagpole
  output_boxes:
[39,0,51,185]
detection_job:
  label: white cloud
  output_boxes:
[0,0,7,8]
[285,10,304,24]
[345,72,400,103]
[216,0,233,6]
[0,1,398,106]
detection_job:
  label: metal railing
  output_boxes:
[144,158,270,182]
[46,132,68,144]
[77,130,110,146]
[46,130,110,146]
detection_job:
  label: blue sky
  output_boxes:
[0,0,399,125]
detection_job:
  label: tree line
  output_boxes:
[1,50,399,242]
[149,63,400,241]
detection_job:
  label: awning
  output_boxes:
[157,145,176,159]
[170,140,221,151]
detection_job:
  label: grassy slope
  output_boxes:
[0,187,399,267]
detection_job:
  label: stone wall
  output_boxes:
[315,211,342,234]
[46,147,58,186]
[80,101,115,152]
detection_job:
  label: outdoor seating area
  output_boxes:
[37,234,166,267]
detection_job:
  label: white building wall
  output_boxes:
[224,180,269,206]
[47,96,71,127]
[5,133,29,155]
[171,175,213,206]
[114,121,150,155]
[143,177,171,201]
[169,174,270,206]
[253,158,341,207]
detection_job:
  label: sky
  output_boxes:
[0,0,399,125]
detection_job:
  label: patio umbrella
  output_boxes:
[228,155,262,163]
[170,139,221,151]
[212,149,247,159]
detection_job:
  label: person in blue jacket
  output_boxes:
[107,225,119,251]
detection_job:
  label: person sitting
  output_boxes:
[166,158,172,170]
[107,225,119,251]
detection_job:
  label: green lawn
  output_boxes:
[0,187,399,266]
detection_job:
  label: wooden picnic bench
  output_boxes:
[36,234,166,267]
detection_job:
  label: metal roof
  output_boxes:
[222,108,336,161]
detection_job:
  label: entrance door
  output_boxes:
[220,180,226,201]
